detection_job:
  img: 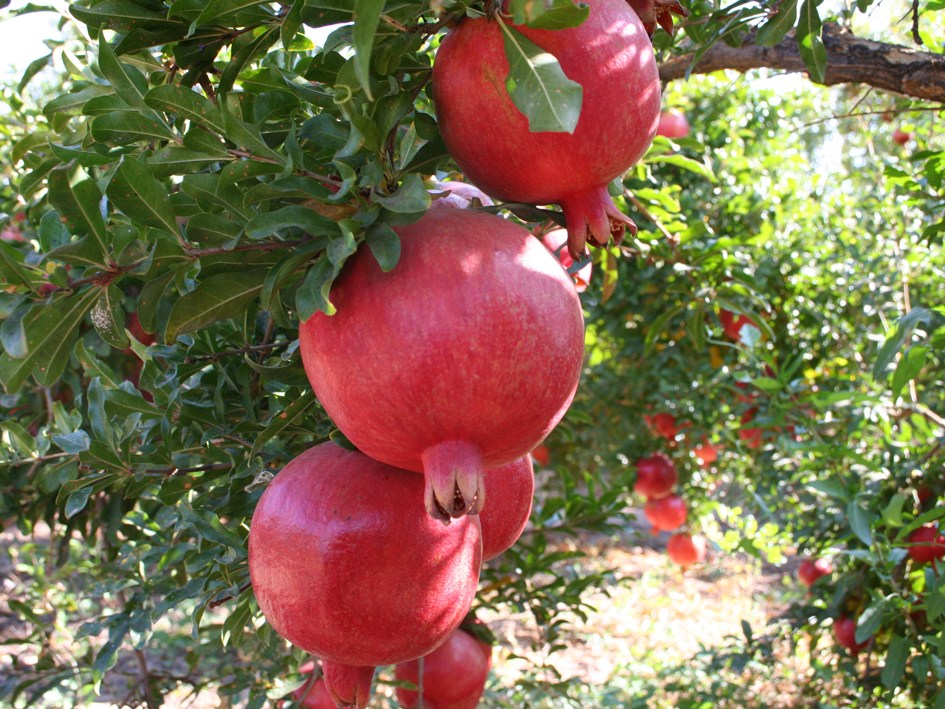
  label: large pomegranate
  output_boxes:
[480,456,534,561]
[833,615,869,655]
[248,443,482,708]
[797,557,832,587]
[542,229,593,292]
[432,0,661,260]
[633,452,677,499]
[906,524,945,564]
[395,628,491,709]
[644,494,687,533]
[299,209,585,522]
[667,533,706,567]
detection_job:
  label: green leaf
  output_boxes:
[498,19,582,134]
[90,110,176,145]
[652,154,717,182]
[0,240,34,291]
[222,111,286,163]
[881,635,909,688]
[250,390,316,458]
[926,586,945,623]
[91,285,129,349]
[105,388,164,419]
[137,271,176,334]
[891,345,929,401]
[144,84,226,133]
[796,0,826,83]
[644,303,685,356]
[873,307,930,378]
[365,222,400,272]
[11,131,57,164]
[107,156,183,241]
[847,498,873,547]
[148,147,224,178]
[518,0,590,30]
[98,34,162,121]
[806,478,849,501]
[244,205,341,240]
[260,239,327,309]
[47,164,110,256]
[165,270,267,342]
[881,494,906,528]
[755,0,798,46]
[65,486,94,518]
[180,501,246,551]
[351,0,384,100]
[71,0,182,33]
[375,174,431,213]
[296,257,338,320]
[856,601,885,643]
[244,352,310,386]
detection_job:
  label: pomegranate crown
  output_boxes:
[625,0,690,37]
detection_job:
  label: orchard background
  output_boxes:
[0,0,943,705]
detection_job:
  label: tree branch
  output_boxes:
[659,23,945,103]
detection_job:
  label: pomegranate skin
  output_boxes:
[633,452,678,499]
[248,443,482,706]
[432,0,660,259]
[907,525,945,564]
[480,456,535,561]
[656,109,690,139]
[833,615,869,655]
[667,533,706,567]
[299,209,585,521]
[797,557,832,587]
[429,180,495,210]
[644,494,687,533]
[542,229,593,292]
[395,629,491,709]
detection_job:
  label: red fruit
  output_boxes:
[667,533,706,567]
[797,558,832,587]
[480,456,534,562]
[127,312,156,346]
[719,309,760,341]
[916,485,933,505]
[652,412,678,439]
[692,439,717,467]
[656,109,690,139]
[633,453,677,499]
[37,282,55,296]
[644,494,687,533]
[907,525,945,564]
[299,209,584,521]
[395,629,491,709]
[281,664,335,709]
[739,408,762,449]
[542,229,593,292]
[893,128,911,145]
[1,226,25,243]
[432,0,661,260]
[531,445,550,467]
[833,615,869,655]
[248,443,482,708]
[429,181,494,210]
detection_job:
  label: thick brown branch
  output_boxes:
[659,23,945,103]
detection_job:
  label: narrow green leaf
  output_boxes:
[847,498,873,547]
[351,0,384,100]
[180,501,246,551]
[755,0,798,46]
[521,0,590,30]
[65,486,94,518]
[296,257,338,320]
[105,388,164,419]
[250,390,316,458]
[243,353,310,387]
[806,478,849,501]
[222,111,286,164]
[644,303,685,356]
[652,154,717,182]
[374,174,431,213]
[280,0,304,51]
[91,110,176,145]
[365,222,400,272]
[165,270,267,342]
[107,156,183,241]
[144,84,225,133]
[28,287,101,387]
[873,308,930,378]
[856,601,885,643]
[796,0,827,83]
[47,164,110,256]
[91,285,129,349]
[891,345,929,401]
[881,494,906,528]
[98,35,161,121]
[137,272,175,334]
[881,635,909,688]
[244,205,341,240]
[0,240,34,291]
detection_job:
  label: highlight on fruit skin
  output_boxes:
[479,456,535,562]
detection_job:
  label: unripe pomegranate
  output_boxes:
[432,0,661,260]
[542,229,593,292]
[893,128,911,145]
[833,615,869,655]
[395,629,491,709]
[656,109,690,139]
[633,453,677,499]
[667,533,706,567]
[429,180,494,210]
[531,445,550,467]
[797,557,832,587]
[480,456,534,561]
[644,494,687,533]
[907,525,945,564]
[300,209,584,522]
[248,443,482,708]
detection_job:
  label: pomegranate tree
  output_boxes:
[480,456,535,561]
[542,229,593,292]
[797,557,832,587]
[299,209,585,521]
[667,533,706,567]
[432,0,661,260]
[633,453,677,499]
[906,524,945,564]
[644,494,687,533]
[248,443,482,707]
[395,628,491,709]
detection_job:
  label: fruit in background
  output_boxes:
[1,223,25,242]
[739,408,762,449]
[278,662,335,709]
[395,628,491,709]
[644,494,687,533]
[916,485,933,506]
[893,128,911,145]
[645,412,682,439]
[633,452,677,499]
[906,524,945,564]
[542,229,593,292]
[667,533,706,567]
[625,0,689,34]
[432,0,661,260]
[797,557,832,587]
[656,109,690,139]
[127,312,156,347]
[480,456,534,562]
[692,439,718,467]
[248,443,482,708]
[300,209,585,522]
[719,309,760,341]
[833,615,869,655]
[429,180,494,210]
[531,445,550,467]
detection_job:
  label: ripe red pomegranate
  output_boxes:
[692,439,717,467]
[633,453,677,499]
[739,408,762,449]
[893,128,911,145]
[644,494,687,533]
[432,0,661,260]
[278,662,335,709]
[667,533,706,567]
[645,412,679,439]
[127,312,156,346]
[833,615,869,655]
[395,628,491,709]
[542,229,593,292]
[719,309,761,340]
[429,180,494,210]
[248,443,482,708]
[797,557,832,587]
[907,524,945,564]
[480,456,534,561]
[656,109,690,139]
[916,485,934,506]
[299,209,585,521]
[531,445,550,467]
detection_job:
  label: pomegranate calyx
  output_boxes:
[626,0,690,37]
[322,662,375,709]
[560,187,636,261]
[422,440,485,523]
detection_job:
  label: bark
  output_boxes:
[659,22,945,103]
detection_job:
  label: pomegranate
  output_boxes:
[645,412,680,439]
[907,524,945,565]
[833,615,869,655]
[480,456,534,561]
[797,557,832,587]
[127,312,155,346]
[531,445,550,467]
[644,494,687,533]
[279,663,335,709]
[625,0,689,35]
[542,229,593,292]
[917,485,934,506]
[893,128,911,145]
[656,109,690,139]
[248,443,482,708]
[739,408,762,449]
[432,0,661,260]
[667,533,706,567]
[429,180,494,210]
[299,209,584,522]
[692,439,717,467]
[719,309,760,341]
[395,628,491,709]
[633,453,677,499]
